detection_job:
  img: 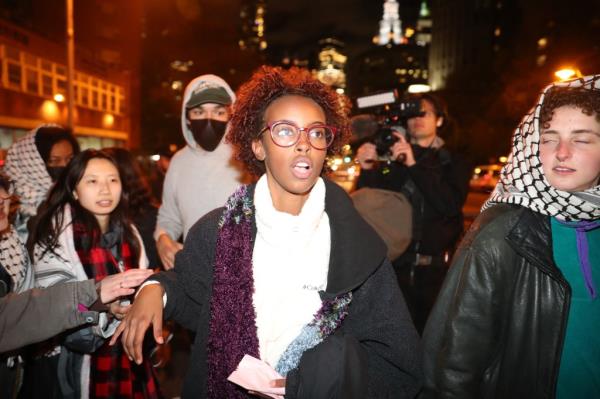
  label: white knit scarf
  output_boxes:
[252,175,331,367]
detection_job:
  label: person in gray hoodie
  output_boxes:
[154,75,246,268]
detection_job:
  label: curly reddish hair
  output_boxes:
[540,86,600,129]
[226,66,352,176]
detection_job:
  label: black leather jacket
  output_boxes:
[422,204,571,398]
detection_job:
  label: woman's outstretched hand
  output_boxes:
[98,268,153,304]
[109,284,165,364]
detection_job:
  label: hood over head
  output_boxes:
[4,125,57,218]
[181,74,236,151]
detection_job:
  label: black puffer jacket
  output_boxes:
[422,204,570,398]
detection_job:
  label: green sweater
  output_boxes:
[552,218,600,399]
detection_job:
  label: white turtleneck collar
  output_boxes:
[254,175,326,246]
[252,174,331,367]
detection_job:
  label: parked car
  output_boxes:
[470,163,503,192]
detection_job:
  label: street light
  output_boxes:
[554,68,582,81]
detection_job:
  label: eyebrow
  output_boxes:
[83,173,119,178]
[541,129,600,136]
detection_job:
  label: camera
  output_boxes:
[354,90,423,160]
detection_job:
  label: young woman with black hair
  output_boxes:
[103,147,161,269]
[23,149,161,399]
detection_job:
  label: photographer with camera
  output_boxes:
[355,93,470,333]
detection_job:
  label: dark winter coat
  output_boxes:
[153,179,423,398]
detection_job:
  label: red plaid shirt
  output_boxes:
[73,222,161,399]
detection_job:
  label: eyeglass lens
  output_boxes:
[271,123,333,149]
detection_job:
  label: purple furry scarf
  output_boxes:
[206,185,260,398]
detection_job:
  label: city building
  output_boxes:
[415,0,432,47]
[0,0,142,153]
[238,0,267,53]
[428,0,600,91]
[315,38,347,93]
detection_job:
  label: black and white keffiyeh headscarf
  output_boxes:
[0,226,32,293]
[5,126,55,221]
[0,177,33,293]
[483,75,600,221]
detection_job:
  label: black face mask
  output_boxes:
[47,166,66,182]
[189,119,227,152]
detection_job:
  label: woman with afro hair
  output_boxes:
[112,66,422,399]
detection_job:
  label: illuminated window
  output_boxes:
[81,86,89,106]
[42,74,53,96]
[56,78,67,94]
[0,45,125,114]
[7,63,21,88]
[25,68,38,94]
[91,90,99,108]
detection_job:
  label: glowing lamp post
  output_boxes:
[554,68,582,82]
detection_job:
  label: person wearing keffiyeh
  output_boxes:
[421,75,600,398]
[4,124,80,240]
[0,173,34,399]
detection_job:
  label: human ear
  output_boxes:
[436,117,444,128]
[252,139,266,161]
[72,191,78,200]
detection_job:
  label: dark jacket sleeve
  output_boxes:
[134,205,161,269]
[286,261,423,399]
[421,215,512,398]
[151,208,221,332]
[0,280,99,353]
[407,151,470,218]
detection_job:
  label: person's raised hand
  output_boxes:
[98,268,153,304]
[390,132,416,166]
[109,284,165,364]
[156,234,183,270]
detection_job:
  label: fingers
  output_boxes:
[270,378,286,388]
[110,303,131,320]
[112,287,136,298]
[392,131,405,139]
[157,235,183,270]
[99,269,154,304]
[123,316,148,364]
[110,284,164,364]
[162,254,175,270]
[122,269,154,287]
[152,313,164,345]
[109,320,126,346]
[391,141,416,166]
[163,242,183,270]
